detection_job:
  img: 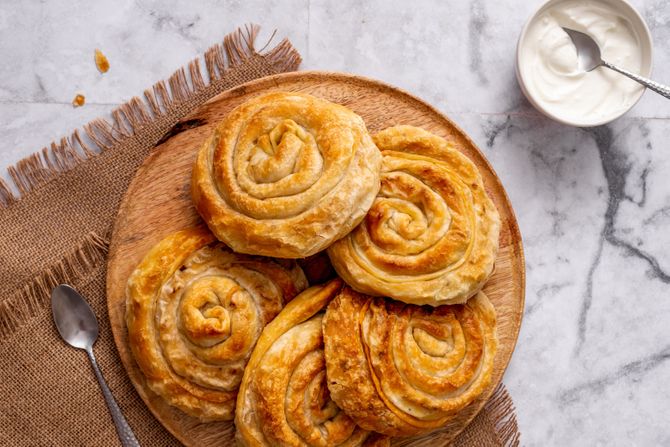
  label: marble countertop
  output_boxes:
[1,0,669,445]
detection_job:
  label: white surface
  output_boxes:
[1,1,670,445]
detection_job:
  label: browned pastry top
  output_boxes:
[125,227,307,421]
[235,279,389,446]
[191,91,381,258]
[323,286,497,437]
[327,125,500,305]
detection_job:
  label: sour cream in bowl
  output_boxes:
[516,0,653,127]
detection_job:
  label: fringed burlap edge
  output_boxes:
[0,231,109,338]
[0,24,300,207]
[484,384,521,446]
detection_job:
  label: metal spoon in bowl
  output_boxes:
[51,284,140,447]
[562,27,670,99]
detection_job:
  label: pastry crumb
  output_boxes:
[94,48,110,73]
[72,94,85,107]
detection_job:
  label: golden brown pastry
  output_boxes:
[323,286,497,437]
[191,91,382,259]
[125,227,307,421]
[327,125,501,306]
[235,279,389,446]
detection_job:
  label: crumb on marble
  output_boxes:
[72,94,85,107]
[94,48,109,73]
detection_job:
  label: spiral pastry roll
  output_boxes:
[327,125,500,306]
[126,227,307,421]
[323,286,497,437]
[235,279,389,447]
[191,91,382,259]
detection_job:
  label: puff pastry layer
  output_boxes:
[192,91,382,259]
[126,227,307,421]
[327,125,500,305]
[235,279,389,447]
[323,286,497,437]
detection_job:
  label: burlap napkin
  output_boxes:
[0,25,520,446]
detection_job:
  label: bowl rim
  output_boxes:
[515,0,654,127]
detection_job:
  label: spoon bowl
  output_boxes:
[562,28,602,72]
[52,284,99,350]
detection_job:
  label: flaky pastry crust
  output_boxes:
[192,91,381,259]
[235,279,389,446]
[125,227,307,421]
[323,286,497,437]
[327,125,500,305]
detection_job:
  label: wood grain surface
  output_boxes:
[106,71,525,446]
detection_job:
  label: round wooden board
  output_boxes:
[107,71,525,446]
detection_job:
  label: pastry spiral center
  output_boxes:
[383,199,428,240]
[367,171,452,256]
[240,119,324,199]
[179,276,240,347]
[249,119,320,185]
[412,326,452,357]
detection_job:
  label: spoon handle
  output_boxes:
[87,348,141,447]
[602,60,670,99]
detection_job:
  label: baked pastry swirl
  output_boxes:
[323,286,497,437]
[125,227,307,421]
[191,91,382,259]
[327,125,500,305]
[235,279,389,446]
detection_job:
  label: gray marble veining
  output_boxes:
[1,1,669,445]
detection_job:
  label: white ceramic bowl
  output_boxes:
[515,0,653,127]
